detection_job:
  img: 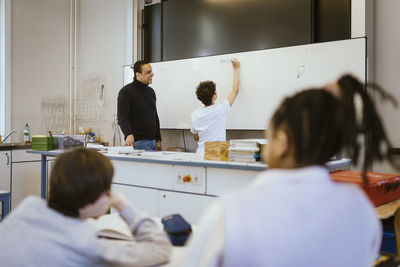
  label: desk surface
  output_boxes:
[28,149,352,172]
[376,199,400,219]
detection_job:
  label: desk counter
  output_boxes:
[29,149,351,171]
[28,150,351,224]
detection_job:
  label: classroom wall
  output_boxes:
[371,0,400,173]
[9,0,130,144]
[10,0,70,141]
[9,1,400,165]
[74,0,129,142]
[7,0,200,149]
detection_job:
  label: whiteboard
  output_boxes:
[123,38,366,129]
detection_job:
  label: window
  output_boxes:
[0,0,6,136]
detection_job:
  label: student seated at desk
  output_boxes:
[184,75,399,267]
[191,58,240,157]
[0,148,172,267]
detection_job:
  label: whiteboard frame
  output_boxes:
[123,38,366,130]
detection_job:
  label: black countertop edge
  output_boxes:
[0,143,32,151]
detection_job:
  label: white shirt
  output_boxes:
[191,99,230,156]
[184,166,381,267]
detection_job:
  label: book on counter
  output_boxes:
[228,139,267,163]
[229,153,261,163]
[229,138,267,148]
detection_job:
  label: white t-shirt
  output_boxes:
[184,166,381,267]
[191,99,231,156]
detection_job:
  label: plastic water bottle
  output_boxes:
[23,123,30,143]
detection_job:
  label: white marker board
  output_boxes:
[123,38,366,129]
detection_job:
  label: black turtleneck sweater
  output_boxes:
[117,79,161,141]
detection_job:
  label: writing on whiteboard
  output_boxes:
[297,65,305,78]
[220,59,234,63]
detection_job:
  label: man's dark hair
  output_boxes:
[270,74,398,185]
[48,148,114,217]
[196,81,216,106]
[133,60,149,78]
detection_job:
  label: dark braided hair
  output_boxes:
[270,74,397,184]
[337,75,398,183]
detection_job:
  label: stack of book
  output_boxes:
[228,139,267,163]
[32,135,55,151]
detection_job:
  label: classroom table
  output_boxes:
[27,149,352,200]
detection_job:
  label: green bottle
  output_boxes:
[23,123,30,143]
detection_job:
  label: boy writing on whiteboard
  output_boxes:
[191,58,240,157]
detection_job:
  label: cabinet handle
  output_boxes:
[163,194,166,198]
[6,153,9,165]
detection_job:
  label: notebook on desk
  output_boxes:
[88,213,133,241]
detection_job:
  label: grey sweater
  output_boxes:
[0,196,172,266]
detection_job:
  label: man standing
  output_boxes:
[118,60,162,151]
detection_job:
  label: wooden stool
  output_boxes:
[0,190,10,219]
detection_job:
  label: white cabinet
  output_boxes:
[207,168,259,196]
[0,149,42,210]
[112,160,172,190]
[11,161,41,209]
[0,151,11,191]
[111,183,217,224]
[110,160,256,224]
[10,150,41,210]
[108,155,271,224]
[159,190,217,224]
[112,183,159,217]
[0,151,11,214]
[12,149,40,162]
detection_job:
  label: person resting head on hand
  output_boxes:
[0,148,171,267]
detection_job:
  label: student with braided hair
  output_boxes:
[184,74,397,267]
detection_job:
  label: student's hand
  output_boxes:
[232,58,240,69]
[124,134,134,146]
[156,140,162,151]
[110,190,129,213]
[79,192,111,219]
